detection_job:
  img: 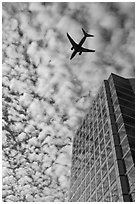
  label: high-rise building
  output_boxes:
[69,73,135,202]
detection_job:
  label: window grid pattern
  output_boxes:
[69,74,134,202]
[108,74,135,201]
[70,84,119,202]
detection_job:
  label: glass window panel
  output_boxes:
[99,130,104,141]
[80,192,85,202]
[111,91,117,105]
[104,192,111,202]
[94,128,98,139]
[77,186,81,200]
[111,184,119,202]
[118,97,135,109]
[91,178,96,194]
[102,105,107,115]
[115,106,121,120]
[96,171,101,187]
[105,130,110,144]
[95,147,99,160]
[131,191,135,202]
[128,136,135,150]
[108,154,114,170]
[124,150,134,171]
[103,112,108,123]
[116,89,134,102]
[97,185,103,201]
[106,141,112,157]
[89,127,93,137]
[89,153,94,168]
[100,138,105,152]
[90,192,96,201]
[81,180,85,194]
[104,121,109,133]
[94,120,97,130]
[102,162,107,178]
[81,168,85,181]
[86,185,90,201]
[115,84,134,97]
[90,166,95,180]
[98,113,102,124]
[99,120,103,132]
[101,150,106,164]
[127,166,135,188]
[86,160,90,174]
[109,168,116,185]
[103,176,109,194]
[118,124,126,142]
[116,114,124,130]
[95,137,99,149]
[123,114,135,127]
[121,106,135,119]
[86,172,90,187]
[125,124,135,137]
[96,157,100,172]
[121,136,130,156]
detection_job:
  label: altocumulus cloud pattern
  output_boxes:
[2,2,135,202]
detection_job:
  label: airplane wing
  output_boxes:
[67,33,78,48]
[80,46,95,52]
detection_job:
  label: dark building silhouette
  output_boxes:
[69,73,135,202]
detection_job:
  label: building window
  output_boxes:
[109,168,116,185]
[104,121,109,134]
[102,162,107,178]
[103,175,109,194]
[123,150,134,172]
[111,184,119,201]
[105,130,110,145]
[103,112,108,124]
[91,177,96,194]
[99,130,104,142]
[95,137,99,149]
[85,185,90,201]
[101,150,106,165]
[107,153,114,170]
[98,113,102,124]
[99,120,103,132]
[100,138,105,152]
[86,160,90,174]
[123,114,135,127]
[127,165,135,190]
[86,172,90,187]
[121,136,130,156]
[94,128,98,140]
[90,166,95,180]
[95,147,99,160]
[104,192,111,202]
[102,105,107,116]
[96,157,101,172]
[97,185,103,201]
[106,141,112,157]
[96,171,101,187]
[90,192,96,201]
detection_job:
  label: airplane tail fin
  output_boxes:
[82,28,94,37]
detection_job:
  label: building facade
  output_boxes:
[69,73,135,202]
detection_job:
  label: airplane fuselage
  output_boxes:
[70,36,86,59]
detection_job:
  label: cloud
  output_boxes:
[2,2,135,202]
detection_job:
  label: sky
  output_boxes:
[2,2,135,202]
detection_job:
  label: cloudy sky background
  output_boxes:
[2,2,135,202]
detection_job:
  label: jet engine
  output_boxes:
[79,52,82,55]
[71,47,74,50]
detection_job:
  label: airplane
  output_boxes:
[67,28,95,60]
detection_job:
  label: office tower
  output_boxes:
[69,73,135,202]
